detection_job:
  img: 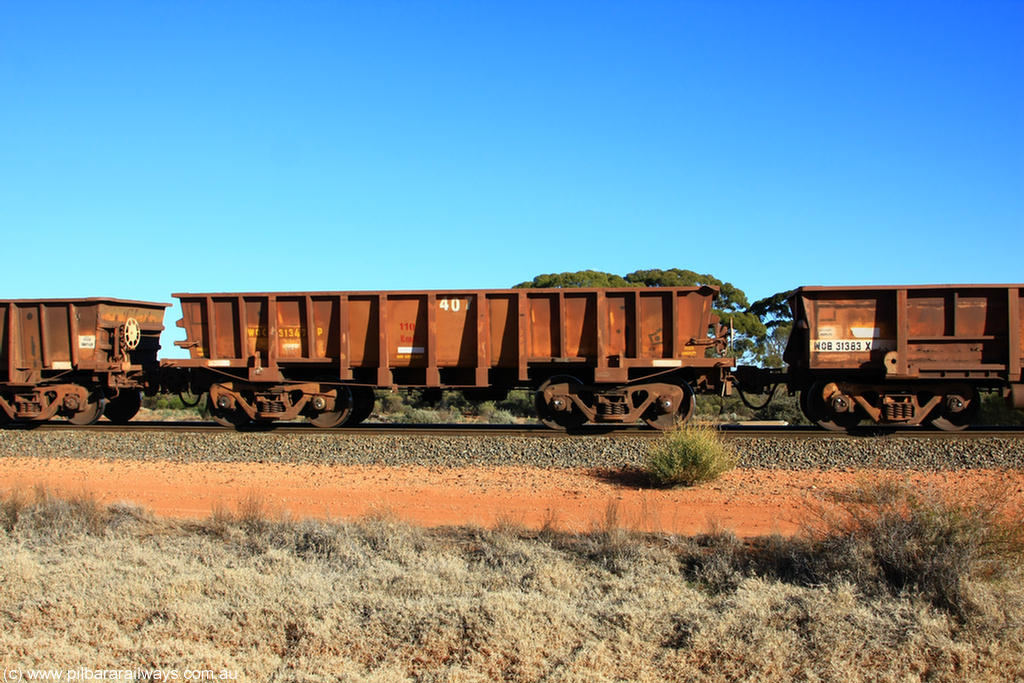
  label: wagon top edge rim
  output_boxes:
[0,298,171,307]
[797,283,1024,293]
[171,285,722,298]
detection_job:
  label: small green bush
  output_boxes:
[477,401,517,424]
[497,390,534,417]
[141,394,206,414]
[644,423,737,488]
[400,407,463,424]
[977,390,1024,425]
[484,409,517,424]
[694,392,809,424]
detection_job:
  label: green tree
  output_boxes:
[513,270,632,289]
[748,289,796,367]
[748,289,795,326]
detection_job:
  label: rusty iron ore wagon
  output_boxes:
[738,284,1024,431]
[164,287,734,429]
[0,298,168,424]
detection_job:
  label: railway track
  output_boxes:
[5,421,1024,439]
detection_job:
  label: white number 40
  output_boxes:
[439,298,468,312]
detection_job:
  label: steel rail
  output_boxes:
[5,421,1024,439]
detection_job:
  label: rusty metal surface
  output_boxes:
[169,287,733,388]
[0,298,169,423]
[781,284,1024,429]
[1,298,168,383]
[787,284,1024,381]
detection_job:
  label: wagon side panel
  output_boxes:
[432,293,476,366]
[796,285,1024,380]
[800,291,895,373]
[488,293,517,367]
[0,303,7,383]
[904,287,1009,373]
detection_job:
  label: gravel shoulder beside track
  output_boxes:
[1,430,1023,470]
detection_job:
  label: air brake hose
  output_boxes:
[735,383,779,411]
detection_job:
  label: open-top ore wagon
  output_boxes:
[0,298,168,424]
[738,284,1024,430]
[165,287,733,429]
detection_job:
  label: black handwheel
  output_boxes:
[104,390,142,424]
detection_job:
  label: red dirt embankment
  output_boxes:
[1,457,1022,536]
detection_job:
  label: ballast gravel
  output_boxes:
[0,429,1022,470]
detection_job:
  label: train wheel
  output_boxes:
[104,390,142,424]
[346,387,376,426]
[307,386,353,429]
[928,388,979,432]
[805,382,860,431]
[210,408,252,428]
[535,375,587,430]
[644,382,695,430]
[0,395,12,426]
[207,390,252,428]
[799,387,815,423]
[67,388,108,425]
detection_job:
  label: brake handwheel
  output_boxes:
[122,317,141,350]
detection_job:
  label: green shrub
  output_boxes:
[141,394,205,413]
[400,407,463,424]
[378,391,408,414]
[484,409,517,424]
[977,390,1024,425]
[753,392,809,425]
[476,401,517,424]
[694,391,809,424]
[497,390,534,417]
[644,423,737,487]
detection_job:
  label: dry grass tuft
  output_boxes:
[808,478,1024,618]
[236,489,270,532]
[644,423,737,487]
[2,486,1023,681]
[1,485,109,537]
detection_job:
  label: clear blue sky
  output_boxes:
[1,2,1021,354]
